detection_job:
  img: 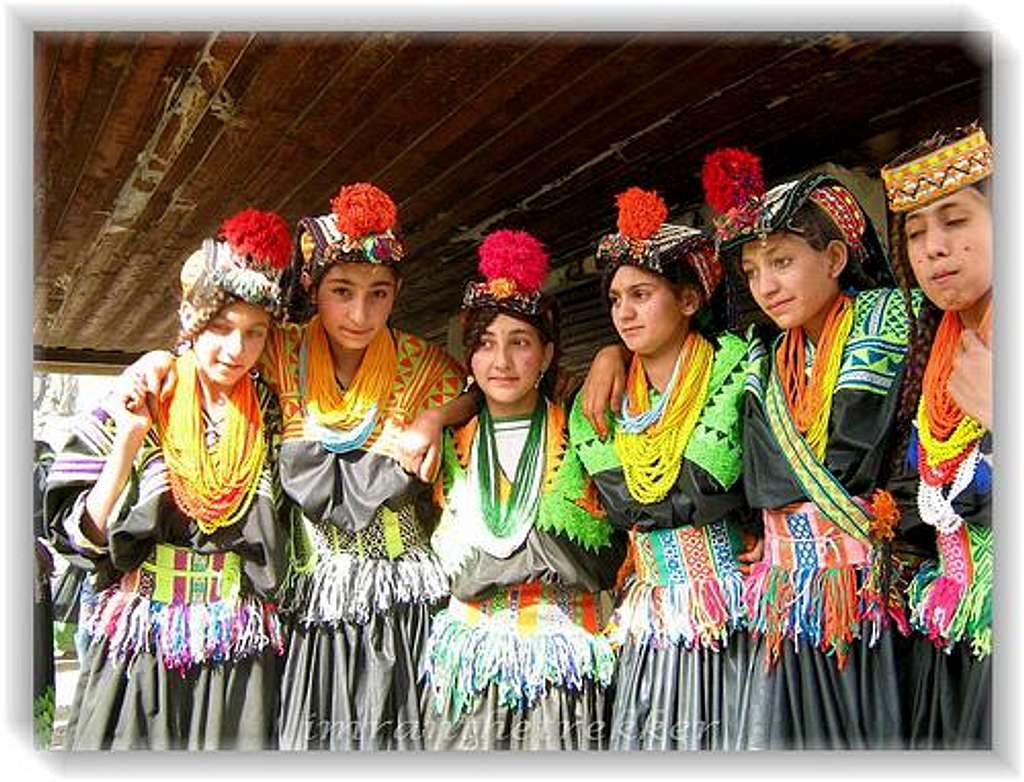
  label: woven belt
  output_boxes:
[762,501,870,572]
[120,543,242,604]
[447,582,608,637]
[319,500,427,560]
[631,520,742,587]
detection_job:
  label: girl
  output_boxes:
[44,209,293,749]
[265,184,469,750]
[568,188,753,750]
[880,123,993,749]
[702,148,913,749]
[423,229,623,749]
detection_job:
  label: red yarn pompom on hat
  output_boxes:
[219,208,292,269]
[478,229,550,293]
[701,148,765,215]
[615,187,668,240]
[331,183,398,239]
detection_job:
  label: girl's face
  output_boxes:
[740,231,847,339]
[193,301,271,395]
[607,265,698,358]
[904,187,992,315]
[313,263,399,352]
[469,314,553,417]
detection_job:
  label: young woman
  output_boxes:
[263,184,469,750]
[568,188,753,750]
[701,149,913,749]
[44,209,293,749]
[422,229,624,750]
[880,123,993,749]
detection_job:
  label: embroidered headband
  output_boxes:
[596,187,723,300]
[463,229,550,317]
[880,123,992,213]
[701,148,867,251]
[297,182,404,276]
[178,208,291,341]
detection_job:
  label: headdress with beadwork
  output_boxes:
[596,187,723,301]
[297,182,404,277]
[178,208,292,341]
[463,229,551,318]
[880,122,992,213]
[701,147,892,286]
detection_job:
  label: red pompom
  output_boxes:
[478,229,550,293]
[615,187,668,240]
[331,182,398,239]
[219,208,292,269]
[701,148,765,215]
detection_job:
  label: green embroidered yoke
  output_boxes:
[437,400,614,555]
[570,331,748,492]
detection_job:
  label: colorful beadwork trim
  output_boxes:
[881,127,992,213]
[603,521,746,650]
[422,583,615,723]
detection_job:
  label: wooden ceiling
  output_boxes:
[34,31,988,373]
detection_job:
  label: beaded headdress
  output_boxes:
[297,182,405,277]
[178,208,292,341]
[463,229,551,317]
[880,122,992,213]
[701,148,891,284]
[596,187,722,301]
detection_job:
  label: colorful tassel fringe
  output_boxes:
[86,586,284,675]
[423,604,615,725]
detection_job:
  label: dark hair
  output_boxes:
[784,200,880,292]
[281,224,403,324]
[461,300,561,401]
[600,255,730,342]
[282,258,401,324]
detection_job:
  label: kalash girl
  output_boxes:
[422,229,625,750]
[44,209,293,749]
[567,188,753,750]
[880,123,993,749]
[264,183,469,750]
[699,148,916,749]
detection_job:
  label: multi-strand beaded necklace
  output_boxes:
[157,351,267,534]
[915,309,990,532]
[614,331,714,504]
[303,315,397,452]
[774,293,854,460]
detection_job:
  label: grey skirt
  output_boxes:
[64,636,281,750]
[608,631,755,750]
[277,601,435,750]
[742,625,905,750]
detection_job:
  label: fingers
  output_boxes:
[418,444,440,484]
[609,372,625,415]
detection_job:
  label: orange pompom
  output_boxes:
[615,187,668,240]
[331,183,398,239]
[868,489,900,541]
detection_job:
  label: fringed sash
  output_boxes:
[744,502,909,671]
[908,522,992,659]
[87,544,284,675]
[422,582,615,723]
[603,521,746,650]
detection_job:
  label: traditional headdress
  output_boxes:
[880,122,992,213]
[462,229,551,318]
[296,182,405,278]
[596,187,722,301]
[701,147,890,284]
[178,208,292,341]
